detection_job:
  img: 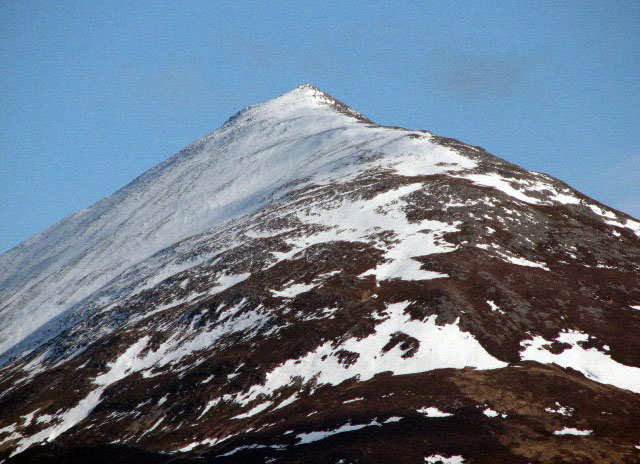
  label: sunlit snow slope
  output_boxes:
[0,85,475,363]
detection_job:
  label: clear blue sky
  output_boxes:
[1,1,639,253]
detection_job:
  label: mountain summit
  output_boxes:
[1,86,639,463]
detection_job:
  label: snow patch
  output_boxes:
[10,389,103,456]
[487,300,506,315]
[295,419,385,445]
[21,410,39,427]
[520,330,640,394]
[177,433,235,452]
[384,416,403,423]
[457,174,544,205]
[424,454,465,463]
[273,394,298,410]
[483,408,499,418]
[553,427,592,436]
[417,407,453,418]
[198,396,232,419]
[343,397,365,404]
[392,138,476,177]
[497,252,549,271]
[271,282,317,298]
[588,204,617,220]
[213,272,251,294]
[274,183,456,282]
[219,443,286,457]
[545,402,573,416]
[239,302,506,405]
[456,172,581,208]
[233,401,272,419]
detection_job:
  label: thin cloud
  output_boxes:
[432,53,528,101]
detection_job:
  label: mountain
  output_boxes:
[1,84,639,463]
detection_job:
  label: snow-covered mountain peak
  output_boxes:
[1,86,640,463]
[0,86,470,366]
[272,83,343,107]
[281,83,327,99]
[220,84,373,130]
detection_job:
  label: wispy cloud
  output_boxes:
[430,53,528,102]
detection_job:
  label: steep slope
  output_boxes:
[1,85,639,463]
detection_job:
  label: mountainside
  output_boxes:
[1,85,640,463]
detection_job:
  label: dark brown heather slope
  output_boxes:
[1,86,639,463]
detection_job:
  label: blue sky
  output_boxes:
[1,1,639,253]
